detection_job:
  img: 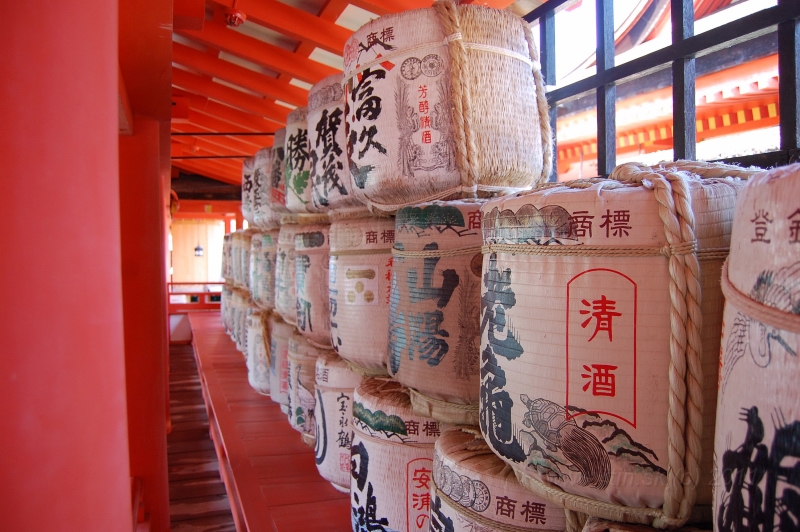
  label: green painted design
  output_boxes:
[396,204,465,229]
[286,166,310,204]
[353,401,407,436]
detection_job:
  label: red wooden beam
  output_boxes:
[173,42,308,107]
[176,20,339,84]
[172,69,290,124]
[172,159,243,185]
[209,0,352,55]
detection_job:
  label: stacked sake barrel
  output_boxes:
[351,378,443,532]
[287,333,324,444]
[329,213,395,373]
[294,222,332,346]
[314,352,364,492]
[269,313,294,414]
[252,147,281,229]
[269,128,288,212]
[714,163,800,532]
[246,310,270,395]
[249,229,279,310]
[275,222,301,326]
[477,161,759,529]
[241,155,256,224]
[388,200,485,425]
[433,427,567,531]
[342,3,551,213]
[308,73,363,211]
[284,107,316,213]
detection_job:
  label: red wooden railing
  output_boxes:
[168,282,224,313]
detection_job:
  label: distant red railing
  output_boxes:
[168,282,224,313]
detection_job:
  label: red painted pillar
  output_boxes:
[0,1,132,530]
[119,115,170,532]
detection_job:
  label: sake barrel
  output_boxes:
[478,163,755,527]
[432,427,567,532]
[275,223,301,325]
[351,378,445,532]
[222,233,233,282]
[250,229,280,310]
[287,333,325,436]
[240,230,255,293]
[221,285,233,334]
[389,200,485,425]
[295,223,332,346]
[269,314,294,410]
[231,231,244,288]
[342,3,551,213]
[308,73,363,211]
[240,302,260,356]
[253,147,281,229]
[270,129,289,212]
[242,155,256,224]
[314,352,364,491]
[284,107,317,213]
[246,310,270,395]
[329,215,395,372]
[714,164,800,532]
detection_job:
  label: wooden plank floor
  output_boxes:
[187,312,351,532]
[169,343,237,532]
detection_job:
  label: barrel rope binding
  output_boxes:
[366,184,529,214]
[513,469,685,528]
[330,247,393,257]
[344,359,390,378]
[393,245,483,259]
[720,260,800,333]
[482,242,728,261]
[409,387,479,426]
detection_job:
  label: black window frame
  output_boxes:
[523,0,800,179]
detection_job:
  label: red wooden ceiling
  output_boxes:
[170,0,523,185]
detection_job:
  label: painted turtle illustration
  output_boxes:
[520,395,611,490]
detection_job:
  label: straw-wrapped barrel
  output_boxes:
[351,378,444,532]
[275,223,301,325]
[222,233,233,286]
[342,2,551,213]
[329,215,395,372]
[284,107,316,213]
[714,163,800,532]
[314,352,364,492]
[389,200,485,425]
[221,285,233,334]
[270,129,288,212]
[478,161,760,528]
[432,427,567,532]
[239,230,255,292]
[269,314,294,413]
[250,229,280,310]
[246,310,270,395]
[287,333,325,437]
[253,147,281,229]
[308,73,363,211]
[241,155,256,224]
[295,223,332,346]
[231,231,244,288]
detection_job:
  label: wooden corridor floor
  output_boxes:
[168,342,236,531]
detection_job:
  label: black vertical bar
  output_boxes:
[671,0,696,161]
[778,0,800,151]
[596,0,615,176]
[540,10,558,181]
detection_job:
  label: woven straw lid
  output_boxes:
[316,351,364,389]
[434,428,567,530]
[354,378,443,445]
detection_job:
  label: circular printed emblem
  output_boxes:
[472,480,491,512]
[448,469,464,502]
[440,465,453,495]
[458,475,476,508]
[421,54,444,77]
[401,57,422,80]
